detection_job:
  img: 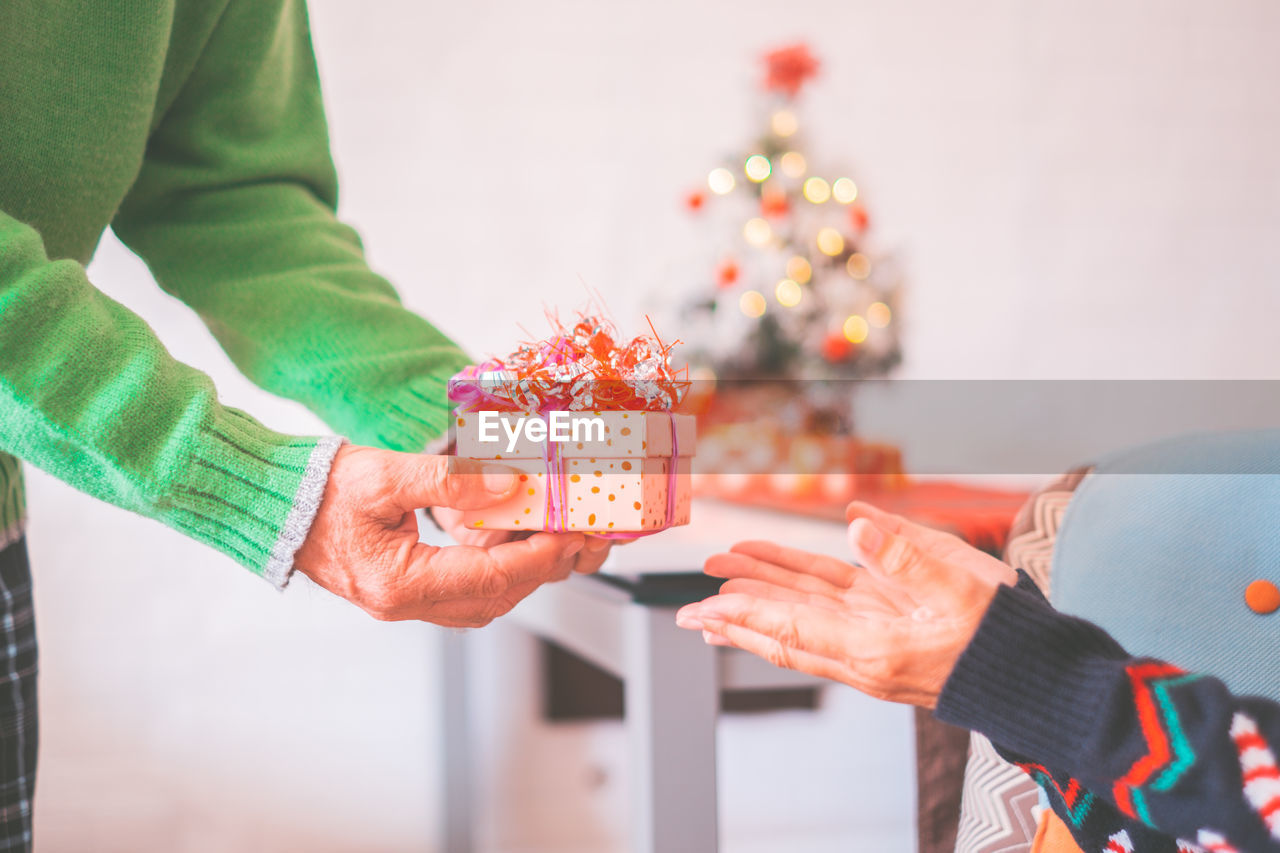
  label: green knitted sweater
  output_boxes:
[0,0,470,586]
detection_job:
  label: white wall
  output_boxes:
[29,0,1280,851]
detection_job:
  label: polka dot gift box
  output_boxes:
[454,410,694,533]
[448,312,694,535]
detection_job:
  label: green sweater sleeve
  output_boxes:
[0,209,341,587]
[112,0,469,453]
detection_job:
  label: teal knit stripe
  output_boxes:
[1151,674,1207,791]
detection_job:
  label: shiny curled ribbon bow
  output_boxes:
[449,314,688,415]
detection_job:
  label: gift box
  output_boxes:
[448,311,693,535]
[454,410,695,533]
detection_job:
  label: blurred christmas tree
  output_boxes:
[681,44,903,382]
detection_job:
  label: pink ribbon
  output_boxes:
[540,412,680,539]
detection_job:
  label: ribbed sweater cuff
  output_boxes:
[156,408,342,590]
[375,370,457,452]
[935,571,1131,768]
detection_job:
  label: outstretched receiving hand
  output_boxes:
[675,501,1017,707]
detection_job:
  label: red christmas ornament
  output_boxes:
[763,43,820,98]
[716,258,741,289]
[821,331,856,363]
[685,191,706,212]
[848,202,870,232]
[760,189,789,219]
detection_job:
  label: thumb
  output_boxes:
[848,518,989,619]
[848,517,928,583]
[387,454,522,511]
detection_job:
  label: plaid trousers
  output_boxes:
[0,539,36,852]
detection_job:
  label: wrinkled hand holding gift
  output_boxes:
[449,314,694,536]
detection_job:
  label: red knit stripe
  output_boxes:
[1016,762,1090,815]
[1114,663,1183,817]
[1235,732,1268,752]
[1243,765,1280,783]
[1261,796,1280,820]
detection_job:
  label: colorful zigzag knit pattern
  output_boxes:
[937,571,1280,852]
[1113,663,1204,824]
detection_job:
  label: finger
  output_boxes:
[697,619,931,704]
[415,577,547,626]
[847,517,923,582]
[846,518,992,617]
[407,534,585,602]
[571,537,612,574]
[388,455,523,512]
[499,578,548,608]
[703,629,733,646]
[697,617,856,684]
[718,578,904,619]
[483,533,585,592]
[431,505,531,547]
[679,593,871,663]
[728,540,857,587]
[705,552,842,595]
[430,506,516,547]
[719,577,814,605]
[707,551,912,614]
[676,601,707,630]
[845,501,958,551]
[453,528,518,548]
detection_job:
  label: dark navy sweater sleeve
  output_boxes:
[936,571,1280,853]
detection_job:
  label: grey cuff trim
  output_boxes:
[0,517,26,553]
[262,436,345,591]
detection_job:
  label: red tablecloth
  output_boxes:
[707,480,1032,554]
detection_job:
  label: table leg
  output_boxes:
[623,603,720,853]
[439,628,473,853]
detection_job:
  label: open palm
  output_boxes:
[676,501,1017,707]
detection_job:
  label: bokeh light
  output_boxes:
[740,290,767,318]
[775,278,803,307]
[744,155,772,182]
[708,168,735,195]
[867,301,892,328]
[771,110,798,137]
[845,252,871,279]
[832,177,858,204]
[842,314,869,343]
[743,217,773,246]
[779,152,807,178]
[802,177,831,204]
[816,227,844,256]
[785,256,812,284]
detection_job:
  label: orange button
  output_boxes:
[1245,580,1280,615]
